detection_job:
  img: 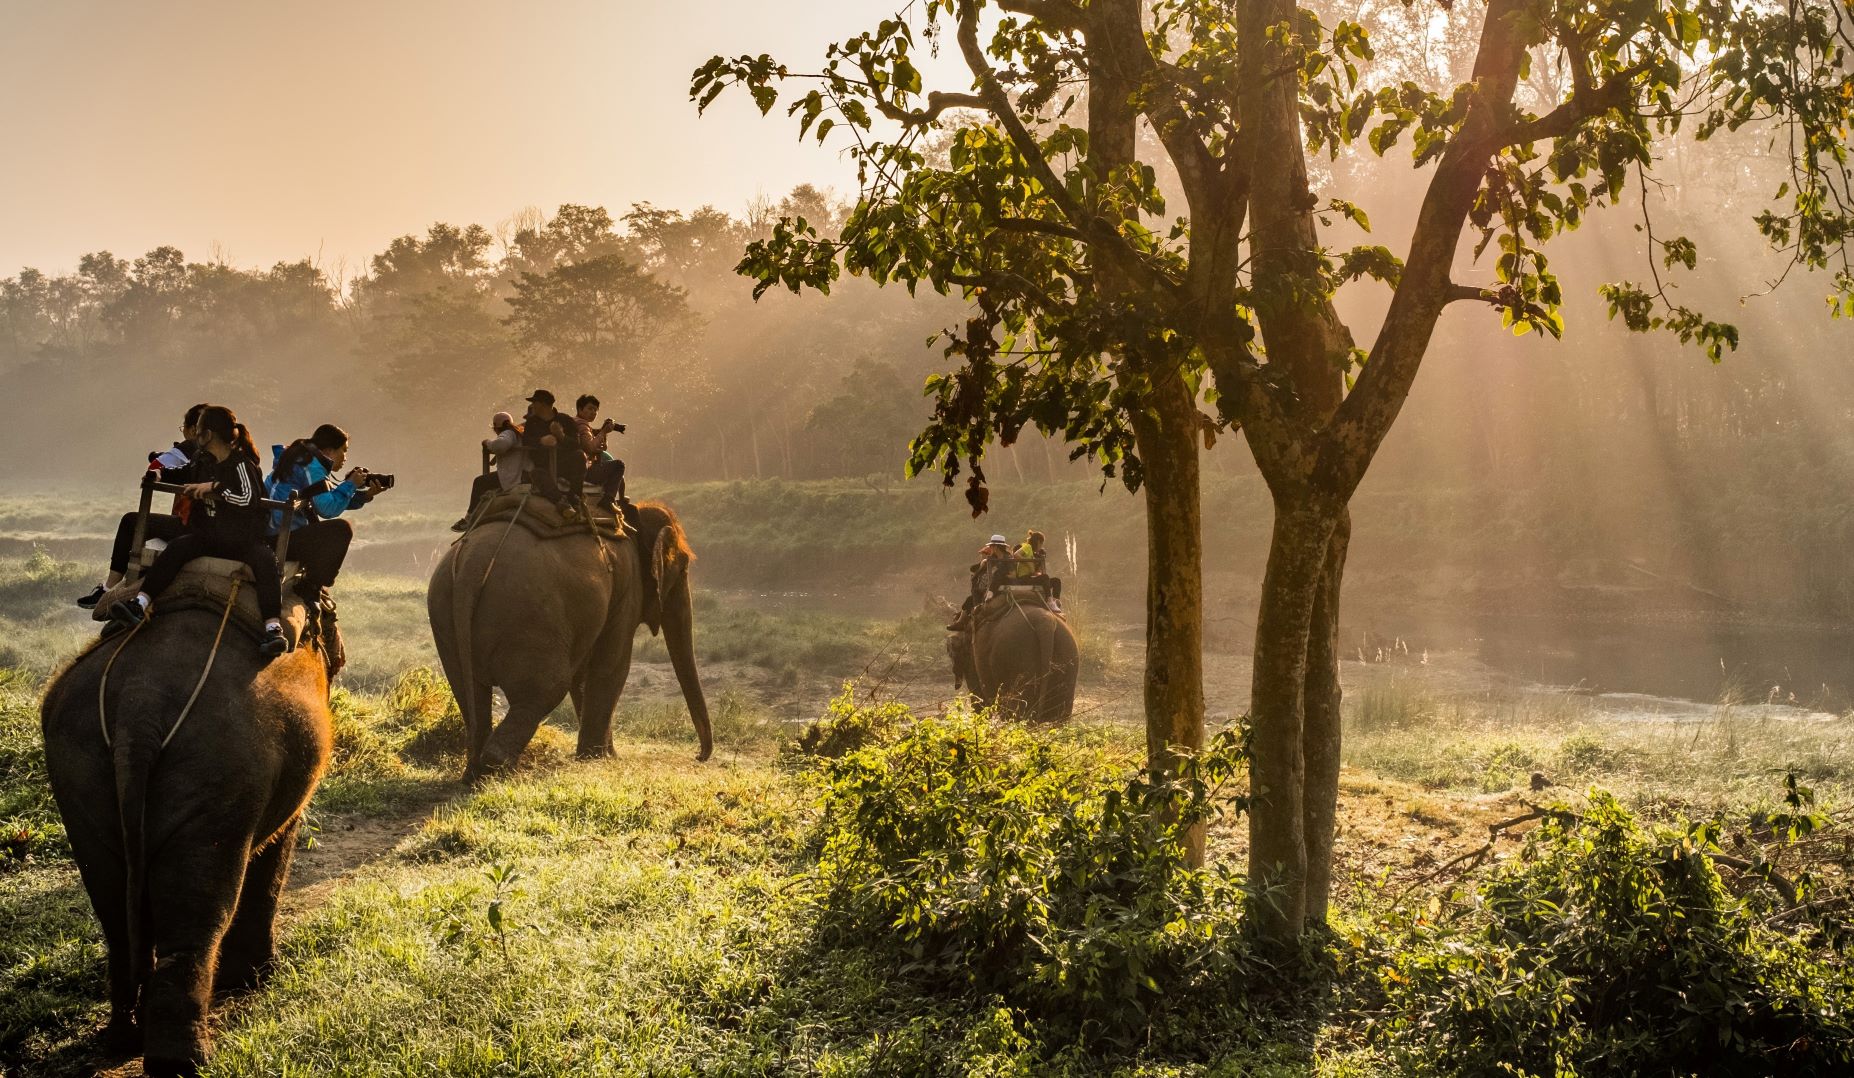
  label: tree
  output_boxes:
[503,253,697,393]
[697,0,1854,947]
[354,222,515,432]
[804,357,928,476]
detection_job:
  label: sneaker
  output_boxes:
[259,625,289,658]
[75,584,106,609]
[108,598,146,628]
[449,516,471,533]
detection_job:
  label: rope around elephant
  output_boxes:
[97,577,242,751]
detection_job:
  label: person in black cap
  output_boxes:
[520,389,583,520]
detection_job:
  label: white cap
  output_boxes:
[988,534,1009,545]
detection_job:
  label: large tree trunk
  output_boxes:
[1130,372,1208,863]
[1246,493,1341,941]
[1301,505,1350,925]
[1088,0,1207,849]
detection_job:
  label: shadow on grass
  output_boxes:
[0,865,116,1078]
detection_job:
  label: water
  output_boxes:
[1392,615,1854,713]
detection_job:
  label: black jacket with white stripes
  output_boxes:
[191,455,268,545]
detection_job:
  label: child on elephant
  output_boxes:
[1018,529,1063,613]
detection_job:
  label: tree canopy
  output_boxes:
[698,0,1854,944]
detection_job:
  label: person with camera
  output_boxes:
[573,393,627,510]
[265,423,389,615]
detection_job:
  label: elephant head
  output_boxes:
[946,626,976,691]
[630,503,714,761]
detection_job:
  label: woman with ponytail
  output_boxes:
[109,405,289,657]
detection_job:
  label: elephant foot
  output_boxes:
[574,744,614,761]
[466,753,514,787]
[144,1055,204,1078]
[213,955,271,998]
[102,1015,140,1055]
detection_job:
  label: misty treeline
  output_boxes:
[0,188,1015,487]
[1,91,1852,617]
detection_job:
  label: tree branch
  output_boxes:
[1504,59,1656,146]
[993,216,1088,241]
[943,268,1065,310]
[1315,0,1533,497]
[953,2,1177,299]
[869,88,989,126]
[1444,282,1496,305]
[998,0,1086,34]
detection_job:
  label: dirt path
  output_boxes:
[282,797,450,919]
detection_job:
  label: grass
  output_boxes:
[1342,673,1854,810]
[5,537,1854,1074]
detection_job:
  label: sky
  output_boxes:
[0,1,933,277]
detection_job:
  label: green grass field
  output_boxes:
[4,544,1853,1076]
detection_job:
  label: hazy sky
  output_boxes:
[0,1,926,277]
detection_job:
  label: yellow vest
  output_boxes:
[1010,543,1038,581]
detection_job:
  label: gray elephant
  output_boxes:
[40,606,336,1076]
[948,589,1079,723]
[428,499,711,780]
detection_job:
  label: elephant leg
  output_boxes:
[141,832,252,1075]
[575,629,634,759]
[569,679,589,750]
[482,677,572,773]
[47,746,140,1046]
[215,817,299,996]
[69,849,139,1049]
[461,680,494,783]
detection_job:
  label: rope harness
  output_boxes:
[98,579,242,751]
[452,489,624,591]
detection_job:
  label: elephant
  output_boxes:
[39,607,336,1076]
[947,591,1079,723]
[427,499,712,780]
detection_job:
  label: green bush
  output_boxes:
[809,701,1252,1040]
[790,683,909,759]
[1375,790,1854,1076]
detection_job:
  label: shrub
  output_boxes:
[1375,790,1854,1076]
[809,701,1252,1039]
[1554,731,1624,777]
[789,683,908,759]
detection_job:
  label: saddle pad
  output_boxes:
[466,490,628,542]
[974,586,1059,628]
[94,565,311,647]
[139,538,302,583]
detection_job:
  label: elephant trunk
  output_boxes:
[662,576,713,761]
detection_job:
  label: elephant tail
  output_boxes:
[112,722,160,995]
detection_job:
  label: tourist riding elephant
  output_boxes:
[427,499,712,780]
[948,592,1079,723]
[40,610,336,1076]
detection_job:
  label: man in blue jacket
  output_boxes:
[266,423,388,613]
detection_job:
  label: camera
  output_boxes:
[370,473,396,490]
